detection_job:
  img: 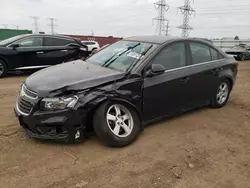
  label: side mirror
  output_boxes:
[146,64,165,77]
[11,44,20,49]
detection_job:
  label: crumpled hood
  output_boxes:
[25,60,126,97]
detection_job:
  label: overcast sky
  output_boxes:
[0,0,249,39]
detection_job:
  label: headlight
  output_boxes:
[41,96,78,111]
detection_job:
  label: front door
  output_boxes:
[143,42,191,122]
[11,36,44,69]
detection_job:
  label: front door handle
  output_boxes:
[36,51,44,54]
[61,50,68,52]
[180,77,190,83]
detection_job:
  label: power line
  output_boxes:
[153,0,169,36]
[48,18,57,35]
[30,16,39,34]
[177,0,195,37]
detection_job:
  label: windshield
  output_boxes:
[86,40,155,72]
[0,35,27,46]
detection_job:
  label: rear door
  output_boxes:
[185,41,224,106]
[42,37,76,66]
[9,36,44,69]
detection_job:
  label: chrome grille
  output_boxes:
[18,97,33,115]
[22,85,37,99]
[17,85,37,115]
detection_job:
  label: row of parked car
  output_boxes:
[12,35,238,147]
[0,34,102,77]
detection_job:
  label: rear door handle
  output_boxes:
[180,77,190,83]
[36,51,44,54]
[61,50,68,52]
[212,67,223,74]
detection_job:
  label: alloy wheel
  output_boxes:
[106,104,133,138]
[216,83,229,105]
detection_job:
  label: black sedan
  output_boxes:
[14,36,238,147]
[0,34,88,77]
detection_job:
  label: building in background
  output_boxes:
[65,34,122,47]
[0,29,32,41]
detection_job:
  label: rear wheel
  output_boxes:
[0,59,7,78]
[211,80,231,108]
[93,101,140,147]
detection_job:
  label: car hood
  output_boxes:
[25,60,126,97]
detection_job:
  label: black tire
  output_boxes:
[211,79,231,108]
[0,59,7,78]
[93,101,140,147]
[239,54,245,61]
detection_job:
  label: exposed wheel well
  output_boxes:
[221,77,233,90]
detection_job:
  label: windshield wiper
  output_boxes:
[102,43,141,68]
[126,44,153,73]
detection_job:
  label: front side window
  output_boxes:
[86,40,155,72]
[13,37,43,47]
[44,37,73,46]
[190,42,211,64]
[151,42,186,71]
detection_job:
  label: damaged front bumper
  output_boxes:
[14,107,87,143]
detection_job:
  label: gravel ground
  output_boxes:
[0,62,250,188]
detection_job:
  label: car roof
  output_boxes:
[17,34,77,40]
[124,35,213,45]
[124,35,179,44]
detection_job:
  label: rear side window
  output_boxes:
[210,48,218,60]
[44,37,73,46]
[151,42,186,71]
[210,47,224,60]
[190,42,211,64]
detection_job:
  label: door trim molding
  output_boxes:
[14,65,51,70]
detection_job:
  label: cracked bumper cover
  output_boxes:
[14,107,87,142]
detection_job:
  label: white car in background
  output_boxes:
[81,41,100,52]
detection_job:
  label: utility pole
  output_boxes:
[48,18,57,35]
[2,24,8,29]
[14,25,19,30]
[165,21,170,36]
[30,16,39,34]
[153,0,169,36]
[177,0,195,37]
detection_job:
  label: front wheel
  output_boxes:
[93,101,140,147]
[211,80,231,108]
